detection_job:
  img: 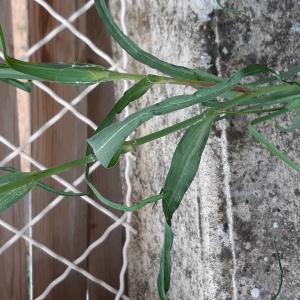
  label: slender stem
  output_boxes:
[222,107,284,116]
[31,154,95,181]
[28,86,295,174]
[0,155,96,193]
[109,72,212,87]
[122,106,287,154]
[124,113,207,150]
[271,240,284,300]
[0,63,250,93]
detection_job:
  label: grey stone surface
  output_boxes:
[214,1,300,299]
[111,1,300,299]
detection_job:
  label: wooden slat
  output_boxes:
[85,7,125,300]
[28,1,88,299]
[0,2,28,299]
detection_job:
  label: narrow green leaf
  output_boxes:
[0,78,32,92]
[85,75,158,172]
[154,116,216,300]
[0,167,87,197]
[37,182,88,197]
[251,65,300,86]
[6,62,113,84]
[86,75,156,158]
[240,89,300,108]
[86,176,162,212]
[271,240,284,300]
[95,75,158,133]
[94,0,221,83]
[0,155,94,212]
[0,64,40,81]
[157,223,174,300]
[216,0,242,14]
[88,65,276,167]
[126,112,207,149]
[278,109,300,133]
[87,110,153,167]
[248,112,300,174]
[220,85,300,109]
[276,99,300,132]
[0,25,144,85]
[0,172,36,212]
[162,115,214,223]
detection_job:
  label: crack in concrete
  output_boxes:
[214,14,238,300]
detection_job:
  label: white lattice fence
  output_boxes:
[0,1,134,299]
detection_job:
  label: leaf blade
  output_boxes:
[94,0,220,83]
[162,115,214,223]
[248,111,300,174]
[86,177,162,212]
[87,110,153,167]
[88,65,273,167]
[0,172,36,212]
[157,223,174,300]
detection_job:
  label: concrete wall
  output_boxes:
[112,1,300,299]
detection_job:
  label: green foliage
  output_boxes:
[271,240,284,300]
[87,176,163,212]
[161,115,215,224]
[216,0,241,14]
[0,1,299,299]
[0,171,37,212]
[94,0,221,83]
[0,166,88,197]
[0,156,94,211]
[248,110,300,174]
[157,223,174,300]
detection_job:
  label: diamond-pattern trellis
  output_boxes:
[0,1,133,299]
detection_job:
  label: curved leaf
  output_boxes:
[156,115,214,300]
[0,172,36,212]
[157,223,173,300]
[0,167,87,198]
[216,0,242,14]
[88,65,272,167]
[162,115,214,223]
[37,182,88,197]
[271,240,284,300]
[87,110,153,167]
[86,75,157,171]
[248,110,300,174]
[0,25,141,85]
[96,75,159,132]
[86,176,162,212]
[94,0,221,83]
[0,64,40,81]
[0,78,32,92]
[278,109,300,133]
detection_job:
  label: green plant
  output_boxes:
[0,0,299,298]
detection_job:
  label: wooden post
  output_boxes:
[27,1,125,299]
[0,2,125,298]
[28,2,88,299]
[0,2,28,299]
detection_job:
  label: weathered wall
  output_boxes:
[111,1,300,299]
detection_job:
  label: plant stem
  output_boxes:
[32,85,296,173]
[31,154,96,181]
[124,113,207,151]
[121,106,286,154]
[0,155,96,194]
[0,63,250,93]
[222,107,284,116]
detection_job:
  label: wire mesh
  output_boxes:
[0,1,134,299]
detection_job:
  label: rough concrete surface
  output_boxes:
[111,1,300,299]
